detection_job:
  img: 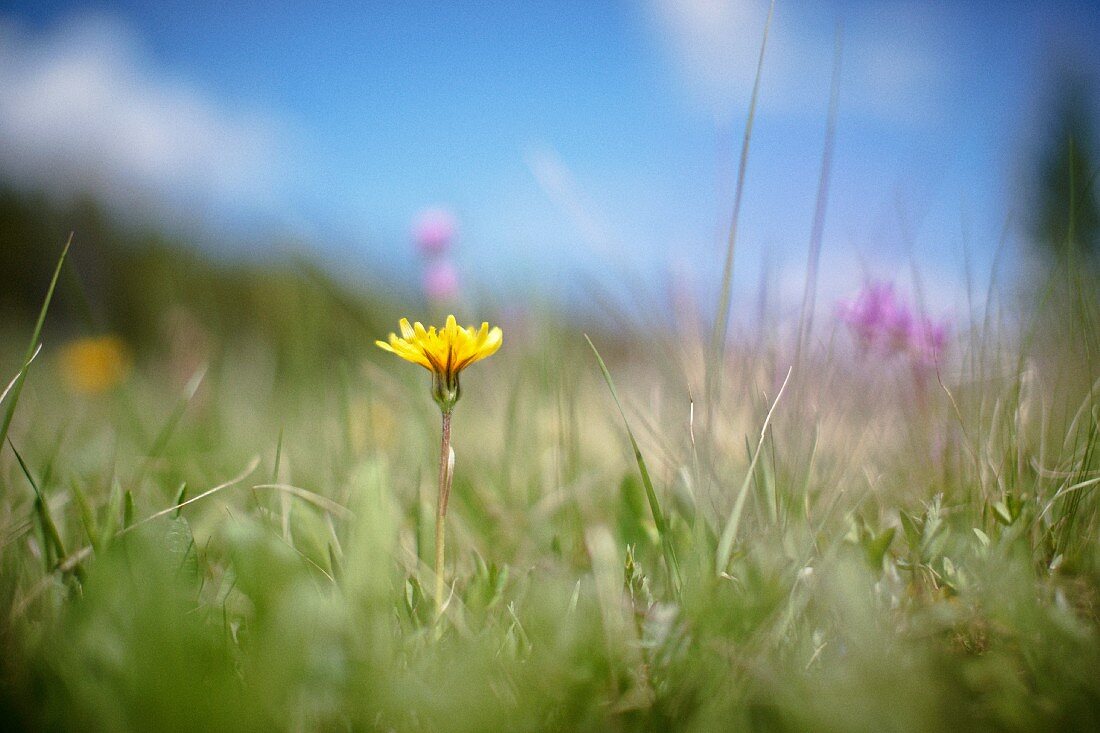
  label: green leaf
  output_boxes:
[142,515,199,582]
[864,527,896,570]
[617,473,652,549]
[993,501,1014,525]
[900,511,922,552]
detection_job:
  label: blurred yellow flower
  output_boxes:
[58,335,131,395]
[376,315,501,412]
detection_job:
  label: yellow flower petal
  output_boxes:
[376,315,502,386]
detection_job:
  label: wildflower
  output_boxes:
[58,335,131,395]
[838,281,952,372]
[413,208,456,256]
[376,315,502,413]
[422,259,460,303]
[837,281,912,356]
[377,315,502,617]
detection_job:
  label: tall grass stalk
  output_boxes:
[705,0,775,409]
[435,411,454,615]
[795,23,842,362]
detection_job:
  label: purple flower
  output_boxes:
[422,259,460,302]
[837,281,913,356]
[909,316,950,367]
[837,280,951,367]
[413,208,456,256]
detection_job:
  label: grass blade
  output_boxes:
[251,483,355,519]
[586,335,682,594]
[715,366,793,574]
[9,439,67,566]
[69,479,100,553]
[0,344,43,408]
[706,0,775,405]
[131,456,261,530]
[131,364,208,488]
[272,425,285,483]
[0,233,72,453]
[173,482,188,518]
[12,457,261,620]
[795,22,843,361]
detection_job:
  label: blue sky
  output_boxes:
[1,1,1099,321]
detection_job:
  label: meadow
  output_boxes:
[1,194,1099,733]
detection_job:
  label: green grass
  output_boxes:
[1,238,1100,732]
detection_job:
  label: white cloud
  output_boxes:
[645,0,774,118]
[646,0,951,125]
[0,15,283,214]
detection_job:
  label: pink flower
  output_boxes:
[837,281,951,367]
[837,281,912,356]
[422,259,460,302]
[413,208,456,256]
[909,316,950,367]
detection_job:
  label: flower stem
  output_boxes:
[434,410,453,617]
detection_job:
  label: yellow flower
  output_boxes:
[58,335,132,395]
[376,315,502,411]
